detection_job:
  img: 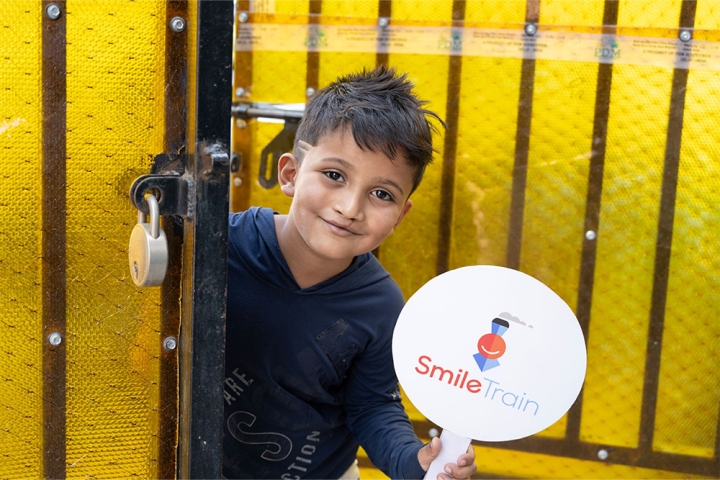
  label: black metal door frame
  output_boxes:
[176,1,233,478]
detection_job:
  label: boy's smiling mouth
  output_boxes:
[323,218,358,236]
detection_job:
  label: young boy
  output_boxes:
[223,66,477,479]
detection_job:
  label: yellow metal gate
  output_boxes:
[1,0,232,478]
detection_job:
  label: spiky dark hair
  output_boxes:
[294,65,444,194]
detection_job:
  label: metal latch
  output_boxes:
[231,102,304,189]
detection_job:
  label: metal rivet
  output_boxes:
[378,17,389,29]
[598,449,609,461]
[524,23,537,36]
[233,177,243,187]
[585,230,597,241]
[428,427,439,438]
[163,336,177,351]
[170,16,186,33]
[306,87,316,98]
[48,332,63,346]
[45,3,61,20]
[239,12,249,23]
[235,119,247,129]
[679,30,692,42]
[235,87,246,98]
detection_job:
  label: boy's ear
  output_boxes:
[393,200,413,229]
[278,153,299,197]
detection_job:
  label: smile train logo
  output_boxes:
[473,317,510,372]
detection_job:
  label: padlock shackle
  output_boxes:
[147,194,161,239]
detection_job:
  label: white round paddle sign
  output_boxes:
[392,265,586,442]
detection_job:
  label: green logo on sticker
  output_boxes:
[305,27,327,48]
[595,37,620,60]
[438,30,462,52]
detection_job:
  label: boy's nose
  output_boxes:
[334,191,365,221]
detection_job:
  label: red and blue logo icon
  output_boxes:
[473,318,510,372]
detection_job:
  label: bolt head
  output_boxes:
[239,12,249,23]
[679,30,692,42]
[428,428,439,438]
[524,23,537,36]
[170,16,186,33]
[48,332,63,346]
[46,3,61,20]
[378,17,389,29]
[597,449,609,460]
[235,87,246,98]
[163,336,178,351]
[585,230,597,241]
[306,87,316,98]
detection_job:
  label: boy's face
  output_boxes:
[278,128,414,264]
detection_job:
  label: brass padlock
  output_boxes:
[128,194,168,287]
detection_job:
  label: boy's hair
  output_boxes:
[293,65,445,195]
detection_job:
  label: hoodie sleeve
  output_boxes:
[342,278,426,479]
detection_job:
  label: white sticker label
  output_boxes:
[237,22,720,72]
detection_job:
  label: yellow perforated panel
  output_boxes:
[656,67,720,458]
[64,0,165,477]
[451,2,525,271]
[582,63,673,449]
[0,2,43,477]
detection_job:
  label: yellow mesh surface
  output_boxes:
[581,64,673,449]
[655,67,720,458]
[451,2,525,272]
[0,2,43,478]
[63,0,165,477]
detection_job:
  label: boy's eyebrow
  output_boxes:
[322,157,406,196]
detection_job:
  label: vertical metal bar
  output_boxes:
[41,1,67,478]
[716,400,720,476]
[506,0,540,270]
[231,1,253,214]
[306,0,322,95]
[158,2,188,478]
[177,0,233,478]
[568,0,619,442]
[376,0,391,67]
[639,0,697,457]
[434,0,466,276]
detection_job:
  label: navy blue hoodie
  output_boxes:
[223,207,425,479]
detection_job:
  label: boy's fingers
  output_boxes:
[444,446,476,479]
[442,460,478,480]
[417,437,442,470]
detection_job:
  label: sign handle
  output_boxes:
[423,429,472,480]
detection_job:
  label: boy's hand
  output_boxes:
[418,437,477,479]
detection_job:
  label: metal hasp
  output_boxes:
[176,1,233,478]
[231,102,303,188]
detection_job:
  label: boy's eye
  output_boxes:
[324,171,344,182]
[372,190,394,202]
